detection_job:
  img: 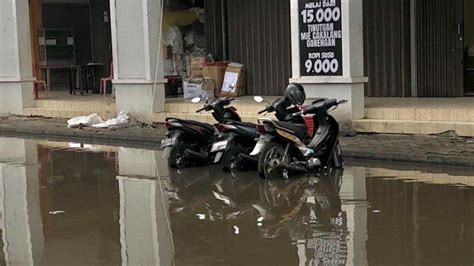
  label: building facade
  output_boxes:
[0,0,472,122]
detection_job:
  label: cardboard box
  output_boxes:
[203,61,229,96]
[183,79,213,99]
[191,57,206,67]
[202,77,215,94]
[191,68,203,78]
[190,57,206,78]
[221,63,246,97]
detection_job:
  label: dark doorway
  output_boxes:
[39,0,112,92]
[363,0,412,97]
[363,0,466,98]
[415,0,464,97]
[464,0,474,95]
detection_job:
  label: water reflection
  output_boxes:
[0,138,43,265]
[0,137,472,265]
[117,147,173,266]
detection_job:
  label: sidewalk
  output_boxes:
[0,116,473,168]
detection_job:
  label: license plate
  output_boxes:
[211,140,229,153]
[214,152,224,163]
[162,147,172,159]
[160,137,176,148]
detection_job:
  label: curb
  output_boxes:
[0,123,472,169]
[0,126,167,150]
[342,149,474,169]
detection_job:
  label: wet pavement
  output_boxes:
[0,137,473,265]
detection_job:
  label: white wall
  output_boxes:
[0,0,35,114]
[289,0,366,121]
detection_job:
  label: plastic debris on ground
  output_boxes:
[92,110,130,129]
[49,210,65,215]
[67,110,130,129]
[67,113,103,128]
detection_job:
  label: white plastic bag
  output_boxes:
[67,113,103,128]
[92,110,130,129]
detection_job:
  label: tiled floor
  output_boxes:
[366,97,474,109]
[354,97,474,136]
[25,91,116,119]
[23,92,474,136]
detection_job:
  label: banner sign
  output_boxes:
[299,0,343,76]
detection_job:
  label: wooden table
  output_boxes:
[83,63,103,94]
[39,64,78,95]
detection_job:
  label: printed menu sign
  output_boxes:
[299,0,343,76]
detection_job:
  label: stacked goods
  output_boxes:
[190,57,206,78]
[203,61,229,96]
[183,79,213,99]
[220,63,247,97]
[202,77,215,96]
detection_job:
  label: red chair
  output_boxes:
[32,66,48,99]
[100,62,114,95]
[34,79,48,99]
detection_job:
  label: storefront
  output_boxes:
[161,0,292,97]
[29,0,112,94]
[363,0,474,97]
[2,0,472,122]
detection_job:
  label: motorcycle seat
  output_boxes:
[273,121,307,140]
[168,118,215,133]
[230,121,256,128]
[227,121,259,138]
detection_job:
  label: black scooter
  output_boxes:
[161,97,241,169]
[210,94,305,172]
[252,98,347,179]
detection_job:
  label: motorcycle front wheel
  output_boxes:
[331,142,344,169]
[257,142,289,179]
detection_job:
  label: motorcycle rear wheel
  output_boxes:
[169,143,190,169]
[222,145,247,172]
[258,142,288,179]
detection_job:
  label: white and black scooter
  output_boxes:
[210,87,307,172]
[161,97,242,169]
[251,85,346,179]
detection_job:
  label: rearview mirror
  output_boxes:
[191,97,202,103]
[253,96,264,103]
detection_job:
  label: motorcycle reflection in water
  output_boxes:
[168,168,348,265]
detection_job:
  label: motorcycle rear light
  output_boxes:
[165,122,182,129]
[256,124,267,134]
[304,116,315,137]
[216,124,237,133]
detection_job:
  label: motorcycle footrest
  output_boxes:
[238,153,258,163]
[277,162,308,172]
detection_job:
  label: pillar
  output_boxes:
[110,0,167,121]
[0,0,35,115]
[289,0,367,123]
[0,138,44,265]
[117,148,173,265]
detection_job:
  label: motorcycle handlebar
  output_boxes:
[295,98,346,116]
[292,111,303,117]
[337,99,348,105]
[258,108,268,114]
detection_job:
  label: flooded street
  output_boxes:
[0,137,473,265]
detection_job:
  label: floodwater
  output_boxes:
[0,137,473,266]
